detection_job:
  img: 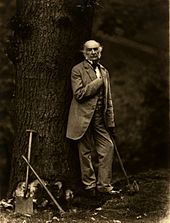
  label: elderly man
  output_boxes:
[66,40,116,196]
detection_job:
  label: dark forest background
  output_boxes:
[0,0,169,197]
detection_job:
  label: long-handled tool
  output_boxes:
[15,129,36,215]
[111,136,139,194]
[22,155,65,215]
[24,129,36,197]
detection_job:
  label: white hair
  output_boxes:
[81,40,103,59]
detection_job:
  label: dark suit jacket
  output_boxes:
[66,60,115,140]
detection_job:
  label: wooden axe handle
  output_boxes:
[22,155,65,214]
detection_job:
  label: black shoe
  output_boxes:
[105,189,120,195]
[97,189,120,195]
[85,188,96,198]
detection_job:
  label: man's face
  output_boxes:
[84,41,101,61]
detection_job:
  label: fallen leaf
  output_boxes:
[0,199,13,208]
[95,207,102,211]
[53,216,60,221]
[113,220,121,223]
[101,215,107,219]
[23,213,31,218]
[136,215,142,219]
[71,208,77,213]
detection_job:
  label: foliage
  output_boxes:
[92,0,169,169]
[96,0,168,48]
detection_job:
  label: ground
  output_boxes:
[0,168,169,223]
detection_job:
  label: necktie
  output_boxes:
[92,62,98,70]
[93,63,101,79]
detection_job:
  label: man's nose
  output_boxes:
[91,49,95,53]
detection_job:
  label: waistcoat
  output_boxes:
[96,84,104,111]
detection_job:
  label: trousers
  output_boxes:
[77,108,114,192]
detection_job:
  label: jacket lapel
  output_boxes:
[99,64,108,112]
[83,60,97,81]
[99,64,108,96]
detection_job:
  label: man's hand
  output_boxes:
[108,127,116,140]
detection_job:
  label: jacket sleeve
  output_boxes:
[106,73,115,127]
[71,67,103,102]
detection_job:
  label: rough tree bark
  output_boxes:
[8,0,94,195]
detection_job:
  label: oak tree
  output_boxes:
[8,0,94,195]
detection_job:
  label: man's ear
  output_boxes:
[99,46,103,52]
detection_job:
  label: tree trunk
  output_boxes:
[8,0,93,195]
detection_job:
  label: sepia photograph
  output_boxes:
[0,0,169,222]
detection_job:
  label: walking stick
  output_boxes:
[111,136,139,194]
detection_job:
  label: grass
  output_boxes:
[0,168,169,223]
